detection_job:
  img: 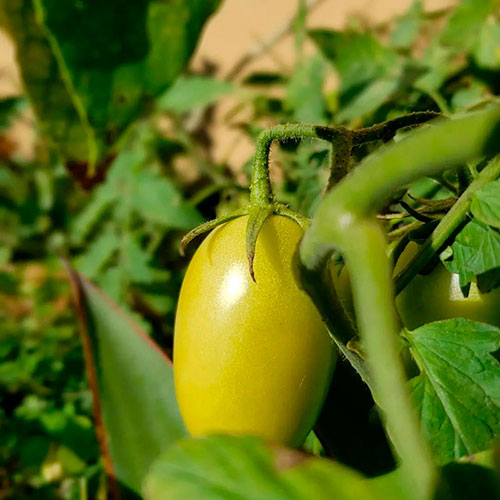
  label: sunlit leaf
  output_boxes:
[407,318,500,464]
[66,266,186,496]
[159,76,236,112]
[441,0,495,50]
[143,435,398,500]
[473,21,500,70]
[471,176,500,230]
[444,219,500,288]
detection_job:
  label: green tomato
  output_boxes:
[395,242,500,330]
[333,241,500,330]
[174,215,336,447]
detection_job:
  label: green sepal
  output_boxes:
[274,204,311,229]
[180,208,248,255]
[245,204,274,282]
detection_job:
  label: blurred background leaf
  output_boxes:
[0,0,221,181]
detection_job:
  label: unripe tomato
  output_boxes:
[332,241,500,330]
[395,242,500,329]
[174,215,336,447]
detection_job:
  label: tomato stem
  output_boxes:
[300,108,500,500]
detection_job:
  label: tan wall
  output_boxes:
[192,0,456,77]
[0,0,456,164]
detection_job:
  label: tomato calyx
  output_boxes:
[180,207,248,256]
[180,201,308,282]
[183,114,441,280]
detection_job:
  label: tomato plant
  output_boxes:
[174,215,336,447]
[3,1,500,499]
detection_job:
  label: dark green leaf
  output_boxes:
[159,76,236,112]
[0,96,26,131]
[435,462,500,500]
[144,435,397,500]
[243,72,287,86]
[66,266,187,496]
[336,78,399,122]
[1,0,221,166]
[0,1,93,162]
[406,318,500,464]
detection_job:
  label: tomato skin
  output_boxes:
[333,241,500,330]
[395,243,500,330]
[174,215,336,447]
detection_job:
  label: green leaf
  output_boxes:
[473,21,500,70]
[159,76,236,112]
[406,318,500,464]
[390,1,423,50]
[74,225,120,279]
[444,219,500,287]
[440,0,495,51]
[414,44,455,96]
[1,0,221,166]
[71,186,116,244]
[66,265,187,495]
[144,435,396,500]
[471,177,500,229]
[122,236,170,285]
[309,29,398,96]
[336,78,400,123]
[131,171,203,229]
[450,81,490,113]
[286,55,326,124]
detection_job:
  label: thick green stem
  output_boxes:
[326,133,352,190]
[344,221,434,499]
[351,111,440,145]
[300,107,500,500]
[250,123,347,205]
[250,113,442,205]
[324,110,500,218]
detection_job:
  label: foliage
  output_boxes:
[1,0,499,498]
